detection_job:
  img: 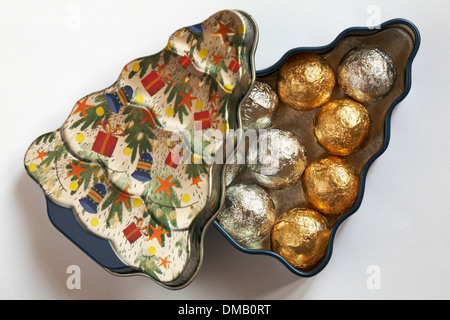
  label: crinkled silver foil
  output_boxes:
[224,163,246,186]
[247,129,307,189]
[337,45,396,103]
[217,184,276,244]
[240,80,279,129]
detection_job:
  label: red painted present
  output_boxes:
[178,54,192,68]
[228,56,240,73]
[194,110,211,130]
[165,146,183,168]
[91,119,126,157]
[141,63,173,96]
[123,217,148,244]
[123,222,142,244]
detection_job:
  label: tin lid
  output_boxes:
[24,9,259,289]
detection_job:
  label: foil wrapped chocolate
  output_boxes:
[337,45,396,103]
[277,53,335,111]
[247,129,307,189]
[224,163,246,186]
[216,184,276,245]
[240,80,279,129]
[313,98,372,156]
[302,156,360,215]
[271,208,330,270]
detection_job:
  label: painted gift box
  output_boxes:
[228,56,240,73]
[123,217,148,244]
[194,110,211,130]
[91,119,125,157]
[178,53,193,68]
[123,222,142,244]
[164,148,182,169]
[141,63,173,96]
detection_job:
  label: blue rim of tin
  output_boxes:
[45,197,135,274]
[213,18,421,277]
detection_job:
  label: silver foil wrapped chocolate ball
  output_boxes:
[247,129,307,189]
[224,163,245,186]
[240,80,279,129]
[217,184,276,245]
[337,45,396,103]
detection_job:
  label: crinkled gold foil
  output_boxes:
[271,208,330,270]
[247,129,307,189]
[277,53,335,111]
[241,80,279,129]
[313,98,372,156]
[302,156,360,215]
[337,45,396,103]
[217,184,276,244]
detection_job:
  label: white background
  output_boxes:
[1,0,449,300]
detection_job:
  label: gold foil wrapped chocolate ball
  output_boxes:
[337,45,396,103]
[247,129,307,189]
[241,80,279,129]
[217,184,276,245]
[313,98,372,156]
[277,53,335,111]
[271,208,330,270]
[302,156,360,215]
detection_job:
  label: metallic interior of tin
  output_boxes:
[224,22,418,271]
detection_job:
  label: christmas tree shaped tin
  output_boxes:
[24,9,258,289]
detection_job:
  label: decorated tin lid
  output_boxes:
[24,9,258,289]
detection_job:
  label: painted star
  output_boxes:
[177,89,197,111]
[148,224,169,246]
[208,92,220,106]
[190,176,202,188]
[66,161,87,181]
[211,20,235,43]
[114,185,135,208]
[72,97,94,118]
[155,174,177,197]
[139,106,160,128]
[35,149,47,163]
[211,53,223,65]
[158,255,171,270]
